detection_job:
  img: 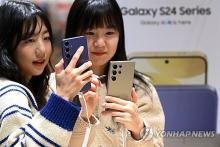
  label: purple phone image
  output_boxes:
[61,36,91,92]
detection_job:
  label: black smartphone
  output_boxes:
[107,61,135,101]
[61,36,91,92]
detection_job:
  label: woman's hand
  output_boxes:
[79,75,100,121]
[102,88,144,140]
[54,46,93,101]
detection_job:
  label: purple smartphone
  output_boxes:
[61,36,91,92]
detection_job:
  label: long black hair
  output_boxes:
[66,0,150,90]
[0,0,53,108]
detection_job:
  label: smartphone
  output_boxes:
[107,61,135,101]
[61,36,91,92]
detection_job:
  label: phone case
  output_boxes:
[61,36,91,92]
[107,61,135,101]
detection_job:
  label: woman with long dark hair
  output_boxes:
[66,0,165,146]
[0,1,97,146]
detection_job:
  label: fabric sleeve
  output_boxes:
[126,78,165,147]
[49,72,100,147]
[0,85,80,147]
[68,114,100,147]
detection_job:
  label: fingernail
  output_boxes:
[79,46,84,51]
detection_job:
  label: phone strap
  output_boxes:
[78,92,91,147]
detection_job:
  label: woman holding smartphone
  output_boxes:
[65,0,165,146]
[0,1,98,146]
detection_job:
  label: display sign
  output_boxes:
[117,0,220,132]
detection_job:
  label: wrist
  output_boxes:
[80,113,98,125]
[139,125,146,139]
[131,119,144,140]
[80,111,90,122]
[137,119,154,141]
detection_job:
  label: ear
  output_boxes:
[131,87,138,103]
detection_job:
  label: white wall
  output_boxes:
[117,0,220,132]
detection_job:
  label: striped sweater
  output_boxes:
[0,78,81,147]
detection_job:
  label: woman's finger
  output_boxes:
[105,96,128,106]
[55,59,64,74]
[77,61,92,74]
[102,101,127,112]
[66,46,84,69]
[91,75,100,87]
[77,70,93,81]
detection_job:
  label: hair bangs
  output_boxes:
[78,3,119,34]
[21,16,41,40]
[90,10,117,29]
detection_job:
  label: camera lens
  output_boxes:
[112,70,117,75]
[64,41,69,47]
[165,59,169,64]
[111,76,116,81]
[65,47,70,52]
[119,65,122,68]
[113,64,117,69]
[118,71,121,74]
[66,53,71,58]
